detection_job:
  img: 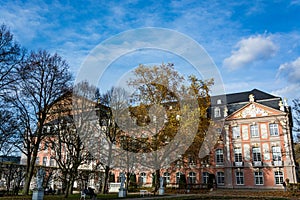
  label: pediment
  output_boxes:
[227,102,284,120]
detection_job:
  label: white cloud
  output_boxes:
[277,57,300,83]
[271,83,300,101]
[290,0,300,6]
[223,35,278,70]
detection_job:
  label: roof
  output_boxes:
[226,89,279,104]
[0,155,21,164]
[210,89,283,117]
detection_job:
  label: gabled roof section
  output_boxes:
[226,101,285,120]
[210,89,283,117]
[226,89,278,104]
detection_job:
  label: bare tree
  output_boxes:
[0,24,25,91]
[48,81,97,198]
[0,24,25,155]
[6,50,72,195]
[94,87,128,194]
[0,109,21,155]
[48,116,88,198]
[0,162,25,195]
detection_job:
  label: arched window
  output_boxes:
[140,172,147,184]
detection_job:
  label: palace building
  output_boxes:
[209,89,297,188]
[132,89,297,189]
[28,88,297,191]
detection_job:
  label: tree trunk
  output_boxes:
[64,182,70,198]
[101,166,109,194]
[126,172,130,191]
[22,149,38,195]
[68,177,75,195]
[155,169,160,192]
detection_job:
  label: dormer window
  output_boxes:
[217,99,222,104]
[214,107,221,118]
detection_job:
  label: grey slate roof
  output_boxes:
[210,89,282,118]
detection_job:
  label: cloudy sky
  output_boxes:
[1,0,300,102]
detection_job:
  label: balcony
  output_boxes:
[272,160,284,166]
[233,161,244,167]
[252,161,263,167]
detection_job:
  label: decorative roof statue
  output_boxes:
[249,94,255,102]
[279,100,285,111]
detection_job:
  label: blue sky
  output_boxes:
[1,0,300,103]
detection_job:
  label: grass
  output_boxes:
[0,189,297,200]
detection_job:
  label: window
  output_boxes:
[274,171,284,184]
[163,172,170,184]
[176,172,184,184]
[109,173,115,182]
[50,158,55,166]
[217,172,224,185]
[140,172,146,184]
[188,156,196,166]
[215,149,224,165]
[214,107,221,118]
[217,99,222,104]
[232,126,240,138]
[43,142,48,151]
[272,146,282,161]
[42,157,47,166]
[188,172,196,184]
[250,125,259,137]
[252,147,261,162]
[236,171,244,185]
[234,148,243,162]
[202,172,209,184]
[36,157,40,165]
[254,171,264,185]
[269,124,279,136]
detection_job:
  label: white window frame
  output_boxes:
[163,172,170,184]
[215,149,224,165]
[269,123,279,136]
[252,147,262,162]
[217,171,224,185]
[140,172,147,184]
[36,157,40,165]
[188,172,196,184]
[272,146,282,161]
[232,126,240,139]
[250,125,259,137]
[254,171,264,185]
[176,172,183,184]
[42,157,47,166]
[234,148,243,162]
[214,107,221,118]
[202,172,209,184]
[50,158,55,166]
[274,171,284,185]
[236,171,244,185]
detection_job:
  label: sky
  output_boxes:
[1,0,300,104]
